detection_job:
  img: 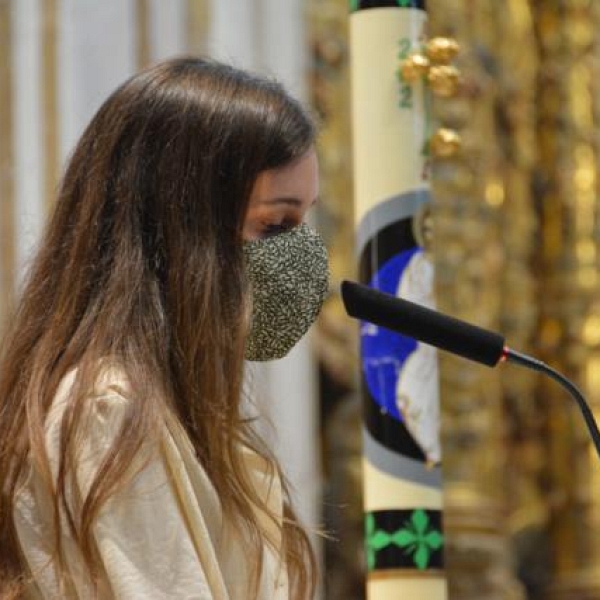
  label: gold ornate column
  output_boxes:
[428,2,526,598]
[533,1,600,598]
[493,3,549,597]
[308,2,363,598]
[135,0,150,69]
[186,0,211,57]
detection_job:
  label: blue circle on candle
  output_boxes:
[361,247,420,422]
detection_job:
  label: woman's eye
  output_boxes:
[261,221,296,237]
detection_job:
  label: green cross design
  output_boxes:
[397,0,413,7]
[365,510,443,571]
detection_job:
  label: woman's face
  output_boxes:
[243,148,319,241]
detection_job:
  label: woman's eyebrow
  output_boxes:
[260,197,303,207]
[260,196,319,207]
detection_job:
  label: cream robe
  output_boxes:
[14,366,288,599]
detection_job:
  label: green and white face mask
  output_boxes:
[243,223,329,361]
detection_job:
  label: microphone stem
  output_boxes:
[504,347,600,462]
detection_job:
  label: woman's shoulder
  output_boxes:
[47,360,197,470]
[49,359,128,412]
[45,360,142,456]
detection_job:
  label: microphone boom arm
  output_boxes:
[504,348,600,461]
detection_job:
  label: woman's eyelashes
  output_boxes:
[261,219,299,237]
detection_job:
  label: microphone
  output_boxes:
[341,279,600,461]
[340,279,505,367]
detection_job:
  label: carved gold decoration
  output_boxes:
[430,0,600,598]
[311,1,600,598]
[307,1,362,597]
[187,0,211,57]
[428,65,460,97]
[430,128,462,158]
[400,53,430,83]
[307,0,358,390]
[492,4,546,598]
[136,0,150,69]
[429,1,530,599]
[535,1,600,598]
[426,37,460,64]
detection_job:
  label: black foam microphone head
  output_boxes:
[341,280,505,367]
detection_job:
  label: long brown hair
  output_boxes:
[0,57,317,598]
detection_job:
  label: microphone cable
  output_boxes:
[503,347,600,461]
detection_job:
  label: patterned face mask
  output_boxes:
[243,223,329,361]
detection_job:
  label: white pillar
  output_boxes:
[148,0,186,63]
[57,0,137,161]
[206,0,259,69]
[254,0,308,98]
[11,0,44,291]
[256,0,321,533]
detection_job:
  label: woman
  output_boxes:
[0,57,329,599]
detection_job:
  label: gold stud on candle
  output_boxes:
[400,53,431,83]
[430,128,462,158]
[426,37,460,64]
[428,65,461,97]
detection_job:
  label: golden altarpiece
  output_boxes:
[310,1,600,599]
